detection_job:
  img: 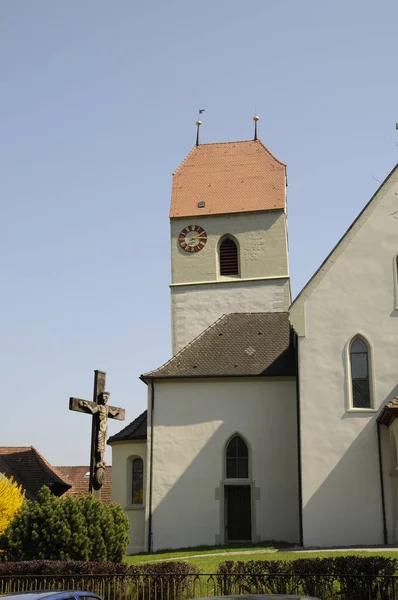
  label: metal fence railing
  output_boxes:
[1,572,398,600]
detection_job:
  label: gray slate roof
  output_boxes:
[142,312,296,379]
[108,410,147,444]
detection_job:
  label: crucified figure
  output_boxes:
[69,371,125,493]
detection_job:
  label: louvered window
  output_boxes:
[350,337,371,408]
[220,238,238,275]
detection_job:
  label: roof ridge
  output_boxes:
[172,145,198,176]
[57,465,111,472]
[0,446,31,451]
[256,139,286,167]
[291,162,398,309]
[172,139,286,176]
[108,409,147,441]
[30,446,71,488]
[141,314,228,379]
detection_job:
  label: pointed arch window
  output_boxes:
[226,434,248,478]
[132,457,144,504]
[350,337,371,409]
[220,238,239,276]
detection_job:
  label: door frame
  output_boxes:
[221,480,256,544]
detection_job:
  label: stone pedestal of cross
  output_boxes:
[69,370,125,500]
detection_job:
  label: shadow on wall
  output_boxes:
[147,380,300,552]
[303,382,398,547]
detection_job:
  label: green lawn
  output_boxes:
[125,545,398,573]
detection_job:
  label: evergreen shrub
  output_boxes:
[0,486,129,562]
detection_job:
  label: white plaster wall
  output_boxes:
[291,171,398,547]
[148,378,299,552]
[170,211,289,284]
[110,441,147,554]
[171,278,290,353]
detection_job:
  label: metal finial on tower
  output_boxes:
[196,120,201,146]
[253,114,259,141]
[196,109,205,146]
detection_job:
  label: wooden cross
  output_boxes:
[69,370,125,499]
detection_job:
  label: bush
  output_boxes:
[0,476,25,536]
[0,560,195,600]
[217,556,398,600]
[0,486,130,562]
[140,562,196,600]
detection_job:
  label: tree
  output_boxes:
[1,486,130,562]
[0,475,25,536]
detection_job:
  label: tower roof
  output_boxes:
[170,139,286,219]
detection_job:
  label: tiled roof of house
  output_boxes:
[142,313,296,379]
[108,410,147,444]
[170,140,286,218]
[0,446,71,499]
[57,465,112,504]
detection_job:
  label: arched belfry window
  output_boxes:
[350,337,371,408]
[132,457,144,504]
[226,434,248,478]
[220,237,239,276]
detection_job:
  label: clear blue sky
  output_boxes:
[1,0,398,466]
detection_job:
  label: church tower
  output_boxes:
[170,121,291,353]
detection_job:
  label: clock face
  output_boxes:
[179,225,207,252]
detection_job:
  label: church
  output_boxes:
[109,119,398,554]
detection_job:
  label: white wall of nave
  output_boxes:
[291,170,398,547]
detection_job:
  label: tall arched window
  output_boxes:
[394,254,398,309]
[350,337,371,408]
[132,457,144,504]
[220,238,239,276]
[226,434,248,478]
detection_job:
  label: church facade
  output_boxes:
[109,131,398,554]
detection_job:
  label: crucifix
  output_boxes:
[69,370,125,499]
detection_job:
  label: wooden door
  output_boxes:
[225,485,251,542]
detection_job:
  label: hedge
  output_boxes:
[0,560,196,600]
[217,557,398,600]
[1,557,397,600]
[0,559,196,576]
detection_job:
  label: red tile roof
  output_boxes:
[170,140,286,218]
[57,465,112,504]
[0,446,71,499]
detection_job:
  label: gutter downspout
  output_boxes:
[147,379,155,553]
[295,331,304,546]
[377,421,388,544]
